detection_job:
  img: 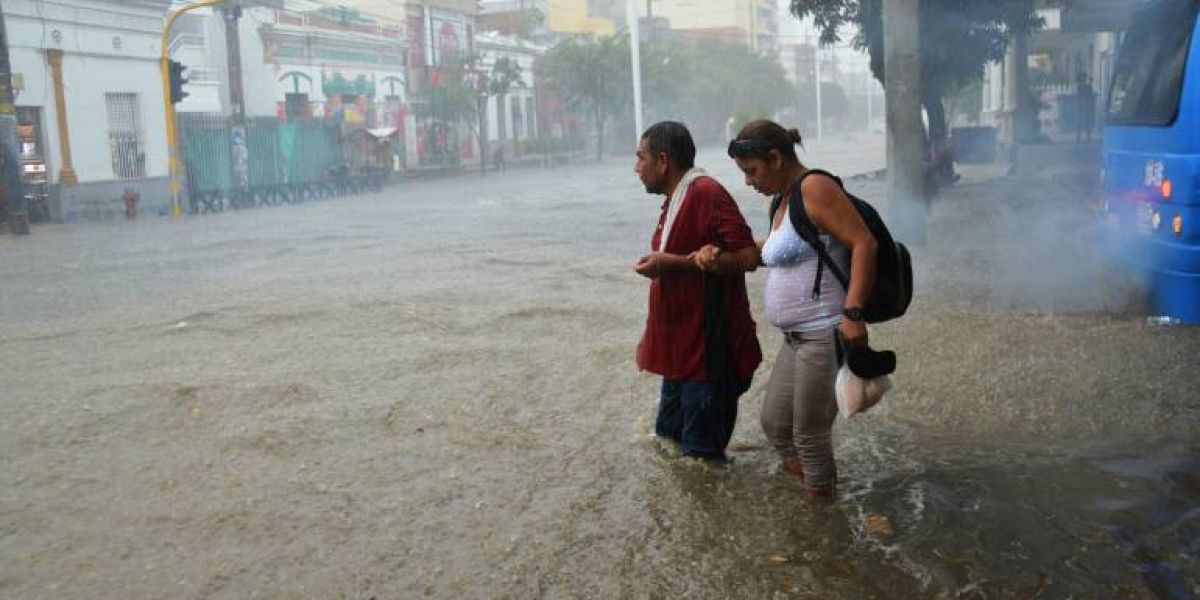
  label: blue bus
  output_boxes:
[1102,0,1200,322]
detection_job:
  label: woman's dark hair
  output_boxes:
[728,120,803,162]
[641,121,696,171]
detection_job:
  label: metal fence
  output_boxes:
[178,114,383,214]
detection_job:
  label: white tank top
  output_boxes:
[761,207,850,332]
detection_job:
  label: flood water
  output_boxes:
[1,135,1198,599]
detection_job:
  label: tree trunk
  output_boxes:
[883,0,928,245]
[595,103,604,163]
[922,83,956,188]
[478,96,488,175]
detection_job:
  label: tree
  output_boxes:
[419,55,479,168]
[487,56,524,160]
[790,0,1042,152]
[542,35,799,157]
[646,40,796,143]
[419,53,524,172]
[542,35,629,162]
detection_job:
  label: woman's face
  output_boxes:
[734,151,786,196]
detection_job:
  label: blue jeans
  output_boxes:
[655,378,751,460]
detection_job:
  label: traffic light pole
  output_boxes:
[161,0,226,219]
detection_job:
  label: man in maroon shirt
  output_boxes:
[632,121,762,461]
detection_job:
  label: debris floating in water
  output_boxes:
[864,514,894,538]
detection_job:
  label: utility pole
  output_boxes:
[865,67,874,133]
[627,0,643,139]
[0,3,29,235]
[883,0,927,245]
[223,1,250,208]
[646,0,654,50]
[814,44,823,143]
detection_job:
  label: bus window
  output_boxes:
[1107,0,1198,127]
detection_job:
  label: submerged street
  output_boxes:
[2,135,1198,599]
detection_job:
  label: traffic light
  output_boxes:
[168,60,189,104]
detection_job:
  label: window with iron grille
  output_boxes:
[106,93,145,179]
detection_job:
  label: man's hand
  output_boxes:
[692,244,722,272]
[633,252,673,278]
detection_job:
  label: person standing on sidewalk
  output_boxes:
[1075,73,1097,142]
[722,120,877,500]
[632,121,762,463]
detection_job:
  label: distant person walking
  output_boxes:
[632,121,762,463]
[1076,73,1097,142]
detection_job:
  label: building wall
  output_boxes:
[547,1,615,36]
[172,10,227,114]
[178,4,411,121]
[650,0,776,50]
[978,7,1122,139]
[477,36,540,148]
[5,0,172,216]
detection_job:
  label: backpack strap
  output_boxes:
[786,170,851,295]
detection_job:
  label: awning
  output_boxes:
[368,127,398,138]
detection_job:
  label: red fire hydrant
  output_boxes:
[123,187,139,220]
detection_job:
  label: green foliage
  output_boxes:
[420,59,478,127]
[646,40,797,142]
[488,56,524,97]
[790,0,1043,141]
[419,54,527,143]
[542,34,630,160]
[542,35,798,150]
[791,0,1040,87]
[731,107,772,134]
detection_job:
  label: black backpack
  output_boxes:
[768,169,913,323]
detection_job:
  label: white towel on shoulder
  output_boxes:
[657,168,707,252]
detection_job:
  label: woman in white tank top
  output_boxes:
[699,120,877,501]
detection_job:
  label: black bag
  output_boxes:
[768,169,913,323]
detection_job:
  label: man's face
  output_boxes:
[635,138,668,195]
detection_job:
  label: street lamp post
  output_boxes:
[627,0,644,139]
[161,0,227,219]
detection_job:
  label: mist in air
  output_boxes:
[0,1,1197,598]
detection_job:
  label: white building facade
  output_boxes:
[475,31,541,162]
[5,0,173,218]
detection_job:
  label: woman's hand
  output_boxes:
[692,244,722,271]
[838,318,868,347]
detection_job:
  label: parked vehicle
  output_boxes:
[1101,0,1200,321]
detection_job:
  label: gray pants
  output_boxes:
[761,328,839,492]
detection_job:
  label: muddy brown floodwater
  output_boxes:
[1,138,1198,599]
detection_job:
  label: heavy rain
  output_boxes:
[0,0,1198,598]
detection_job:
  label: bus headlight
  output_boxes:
[1173,214,1183,237]
[1152,210,1162,231]
[1162,179,1173,200]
